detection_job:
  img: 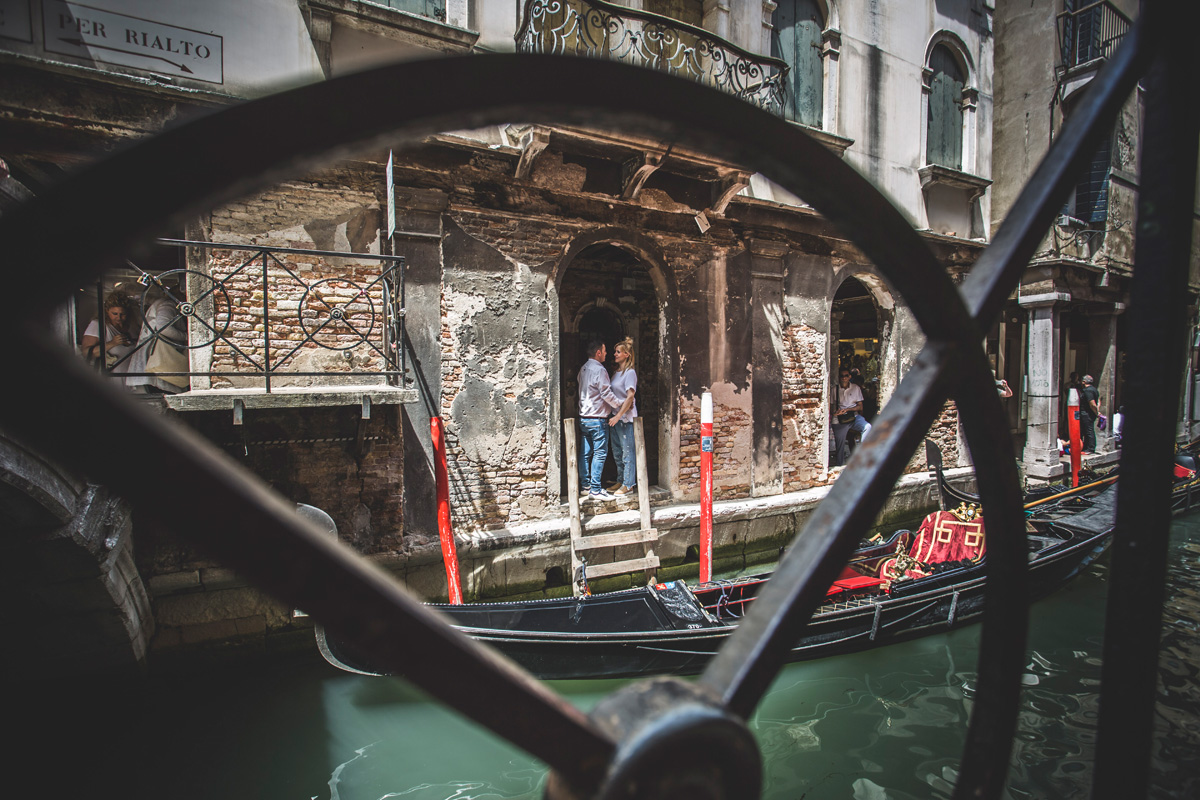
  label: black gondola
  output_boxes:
[318,443,1124,680]
[925,437,1200,515]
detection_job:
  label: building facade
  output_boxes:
[991,0,1200,481]
[1,0,1000,661]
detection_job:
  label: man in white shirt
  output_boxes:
[831,368,870,466]
[577,338,621,501]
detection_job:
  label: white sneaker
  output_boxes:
[589,489,616,502]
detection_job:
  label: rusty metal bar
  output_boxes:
[0,53,1036,796]
[1092,9,1199,797]
[0,41,1177,798]
[699,15,1155,797]
[0,326,618,784]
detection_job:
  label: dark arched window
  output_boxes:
[772,0,824,128]
[927,44,965,170]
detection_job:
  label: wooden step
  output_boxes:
[573,528,658,551]
[581,555,661,580]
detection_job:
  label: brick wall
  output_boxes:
[925,400,961,468]
[781,322,829,489]
[206,181,391,386]
[181,406,404,556]
[679,395,752,500]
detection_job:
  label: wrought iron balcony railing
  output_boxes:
[86,240,406,393]
[516,0,789,115]
[1057,1,1132,71]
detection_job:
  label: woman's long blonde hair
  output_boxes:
[615,336,635,371]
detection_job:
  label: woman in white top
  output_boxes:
[80,292,137,373]
[607,336,639,496]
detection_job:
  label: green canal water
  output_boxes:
[25,516,1200,798]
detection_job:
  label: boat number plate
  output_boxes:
[702,436,713,452]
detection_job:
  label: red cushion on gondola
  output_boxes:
[826,575,885,595]
[835,576,885,591]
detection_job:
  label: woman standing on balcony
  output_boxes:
[80,292,137,373]
[607,336,639,497]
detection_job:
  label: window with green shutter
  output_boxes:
[772,0,824,128]
[373,0,446,22]
[926,45,964,170]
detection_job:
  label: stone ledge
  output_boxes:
[164,385,417,411]
[395,467,969,569]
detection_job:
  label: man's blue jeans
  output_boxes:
[579,418,609,493]
[611,420,636,488]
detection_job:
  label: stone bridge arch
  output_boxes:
[0,431,152,680]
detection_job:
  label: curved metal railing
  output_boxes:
[0,3,1190,797]
[89,241,406,391]
[516,0,789,115]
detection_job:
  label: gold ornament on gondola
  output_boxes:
[950,502,982,522]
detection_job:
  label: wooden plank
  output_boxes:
[573,528,659,551]
[633,417,656,585]
[564,418,584,596]
[583,555,661,580]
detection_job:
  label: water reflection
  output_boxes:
[19,517,1200,799]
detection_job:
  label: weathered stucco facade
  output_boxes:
[1,0,1000,667]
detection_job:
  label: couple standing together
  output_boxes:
[577,336,638,503]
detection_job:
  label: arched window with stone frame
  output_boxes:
[926,43,967,171]
[772,0,828,129]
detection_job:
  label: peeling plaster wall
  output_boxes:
[439,212,577,530]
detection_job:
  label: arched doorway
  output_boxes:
[557,243,664,497]
[832,277,882,421]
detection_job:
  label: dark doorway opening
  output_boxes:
[832,277,881,421]
[559,244,662,497]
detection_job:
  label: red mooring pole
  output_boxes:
[1067,385,1081,488]
[700,392,714,584]
[430,416,463,604]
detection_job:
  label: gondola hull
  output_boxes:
[317,484,1116,680]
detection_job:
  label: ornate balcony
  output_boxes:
[82,240,411,401]
[516,0,789,115]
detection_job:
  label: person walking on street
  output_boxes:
[577,338,621,502]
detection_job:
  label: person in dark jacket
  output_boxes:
[1079,374,1100,454]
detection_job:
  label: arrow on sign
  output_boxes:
[59,38,195,73]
